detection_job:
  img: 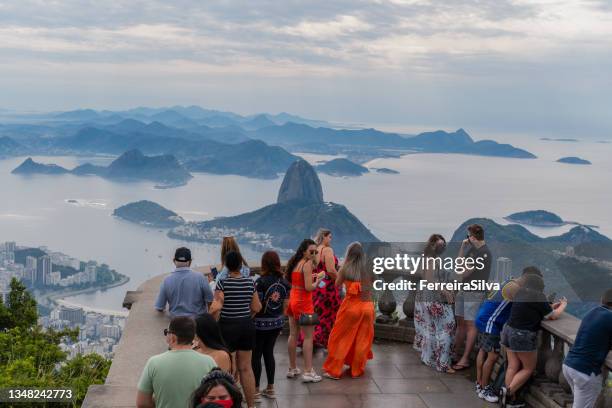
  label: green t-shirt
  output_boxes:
[137,349,217,408]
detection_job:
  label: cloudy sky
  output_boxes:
[0,0,611,137]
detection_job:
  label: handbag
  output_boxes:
[298,313,319,326]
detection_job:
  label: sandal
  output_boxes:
[451,363,470,371]
[262,388,276,399]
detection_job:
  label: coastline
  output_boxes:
[42,274,130,311]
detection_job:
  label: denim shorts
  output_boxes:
[501,325,537,352]
[477,332,501,353]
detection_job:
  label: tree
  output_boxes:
[4,278,37,330]
[0,278,110,407]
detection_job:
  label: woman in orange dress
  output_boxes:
[285,239,325,383]
[323,242,375,379]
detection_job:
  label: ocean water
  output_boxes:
[0,135,610,311]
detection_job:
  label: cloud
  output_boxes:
[0,1,610,136]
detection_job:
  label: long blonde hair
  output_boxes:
[339,242,370,282]
[220,237,248,267]
[313,228,331,246]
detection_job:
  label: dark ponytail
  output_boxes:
[285,239,316,279]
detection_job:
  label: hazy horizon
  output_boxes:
[1,1,612,138]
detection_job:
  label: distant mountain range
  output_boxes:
[12,150,192,187]
[251,125,536,159]
[170,159,378,251]
[450,217,612,309]
[0,107,537,170]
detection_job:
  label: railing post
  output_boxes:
[545,336,564,382]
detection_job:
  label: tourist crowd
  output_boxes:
[137,225,611,408]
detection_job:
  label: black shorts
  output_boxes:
[219,318,255,352]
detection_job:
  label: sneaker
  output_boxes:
[286,368,301,379]
[302,370,322,383]
[506,401,526,408]
[475,382,482,395]
[323,371,340,380]
[253,392,262,403]
[261,388,276,399]
[499,386,508,407]
[481,386,499,403]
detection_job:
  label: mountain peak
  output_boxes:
[277,159,324,204]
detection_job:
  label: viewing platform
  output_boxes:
[82,270,612,408]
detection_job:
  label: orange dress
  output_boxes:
[286,261,314,319]
[323,281,375,378]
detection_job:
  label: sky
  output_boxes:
[0,0,611,138]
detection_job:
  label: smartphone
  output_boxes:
[210,267,218,279]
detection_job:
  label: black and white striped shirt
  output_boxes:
[216,276,255,320]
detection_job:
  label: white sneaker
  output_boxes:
[286,368,301,379]
[481,386,499,403]
[302,370,322,383]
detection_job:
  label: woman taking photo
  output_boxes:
[192,368,242,408]
[210,251,262,408]
[312,228,341,349]
[252,250,290,400]
[194,314,233,373]
[322,242,375,379]
[500,274,567,407]
[413,234,456,373]
[285,238,325,383]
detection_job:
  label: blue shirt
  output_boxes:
[564,305,612,376]
[155,267,214,317]
[215,265,251,283]
[475,279,515,335]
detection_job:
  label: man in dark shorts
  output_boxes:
[453,224,492,372]
[474,266,542,402]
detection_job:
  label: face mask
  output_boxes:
[201,398,233,408]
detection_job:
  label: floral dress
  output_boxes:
[312,249,341,348]
[414,268,455,372]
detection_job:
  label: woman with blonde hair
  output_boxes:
[214,236,251,282]
[311,228,341,348]
[322,242,375,379]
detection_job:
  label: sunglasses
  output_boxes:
[163,328,174,336]
[309,250,318,255]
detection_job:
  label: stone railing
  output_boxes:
[524,315,612,408]
[373,281,612,407]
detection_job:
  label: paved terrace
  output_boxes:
[83,272,612,407]
[83,273,482,408]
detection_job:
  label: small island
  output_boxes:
[12,158,70,175]
[113,200,185,228]
[374,167,399,174]
[315,158,369,177]
[556,156,591,165]
[505,210,566,227]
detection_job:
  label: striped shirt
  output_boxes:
[216,276,255,320]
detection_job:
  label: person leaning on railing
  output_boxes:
[562,288,612,408]
[499,274,567,407]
